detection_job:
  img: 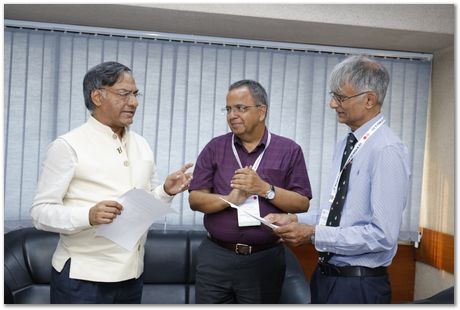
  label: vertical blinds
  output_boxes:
[4,22,431,241]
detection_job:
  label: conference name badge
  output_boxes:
[237,195,261,227]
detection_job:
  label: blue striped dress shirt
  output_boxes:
[298,113,410,267]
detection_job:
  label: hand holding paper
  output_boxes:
[89,200,123,225]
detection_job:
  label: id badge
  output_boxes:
[318,209,329,226]
[237,195,261,227]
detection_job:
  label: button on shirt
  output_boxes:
[189,128,312,245]
[298,113,410,267]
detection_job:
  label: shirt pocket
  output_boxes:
[260,168,285,187]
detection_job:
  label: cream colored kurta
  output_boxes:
[31,116,173,282]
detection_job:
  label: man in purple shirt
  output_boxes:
[189,79,312,304]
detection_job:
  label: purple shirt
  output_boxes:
[189,128,312,244]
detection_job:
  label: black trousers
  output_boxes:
[50,259,143,304]
[310,265,391,304]
[195,237,286,304]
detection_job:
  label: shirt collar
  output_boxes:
[351,113,384,140]
[234,127,269,152]
[87,116,130,142]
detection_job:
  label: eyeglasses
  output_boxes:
[329,91,371,105]
[221,105,261,115]
[100,88,143,102]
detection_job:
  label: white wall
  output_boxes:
[416,45,455,299]
[420,46,455,235]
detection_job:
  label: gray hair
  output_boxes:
[83,61,132,111]
[329,55,390,105]
[229,79,268,106]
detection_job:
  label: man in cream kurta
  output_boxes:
[31,61,193,304]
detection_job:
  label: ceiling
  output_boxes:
[4,4,454,54]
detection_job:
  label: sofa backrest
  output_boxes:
[4,227,310,304]
[141,230,207,303]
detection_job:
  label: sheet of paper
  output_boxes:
[219,197,278,229]
[96,188,176,250]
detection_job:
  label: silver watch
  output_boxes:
[265,184,275,200]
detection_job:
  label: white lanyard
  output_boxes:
[328,117,385,203]
[231,132,271,171]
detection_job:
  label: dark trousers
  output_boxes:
[50,259,143,304]
[195,237,286,304]
[310,265,391,304]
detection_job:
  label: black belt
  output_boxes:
[318,262,387,277]
[208,234,280,255]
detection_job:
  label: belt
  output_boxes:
[208,235,280,255]
[318,262,387,277]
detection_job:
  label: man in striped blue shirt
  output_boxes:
[266,55,410,304]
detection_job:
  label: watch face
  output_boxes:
[267,191,275,200]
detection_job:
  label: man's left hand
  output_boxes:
[230,166,268,196]
[164,163,193,195]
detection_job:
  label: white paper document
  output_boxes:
[219,197,278,229]
[96,188,176,251]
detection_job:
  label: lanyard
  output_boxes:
[231,132,271,172]
[328,117,385,203]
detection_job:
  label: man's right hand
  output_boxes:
[89,200,123,225]
[226,188,250,206]
[264,213,314,247]
[272,222,315,247]
[264,213,298,226]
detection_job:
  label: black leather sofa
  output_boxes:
[4,227,310,304]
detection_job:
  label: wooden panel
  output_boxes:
[415,227,454,274]
[289,244,415,303]
[288,244,318,279]
[387,245,415,303]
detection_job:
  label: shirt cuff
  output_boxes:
[296,211,317,225]
[153,183,175,204]
[70,205,92,228]
[313,225,339,253]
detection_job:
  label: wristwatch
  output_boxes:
[265,184,276,200]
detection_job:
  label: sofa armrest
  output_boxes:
[4,228,34,303]
[4,227,59,304]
